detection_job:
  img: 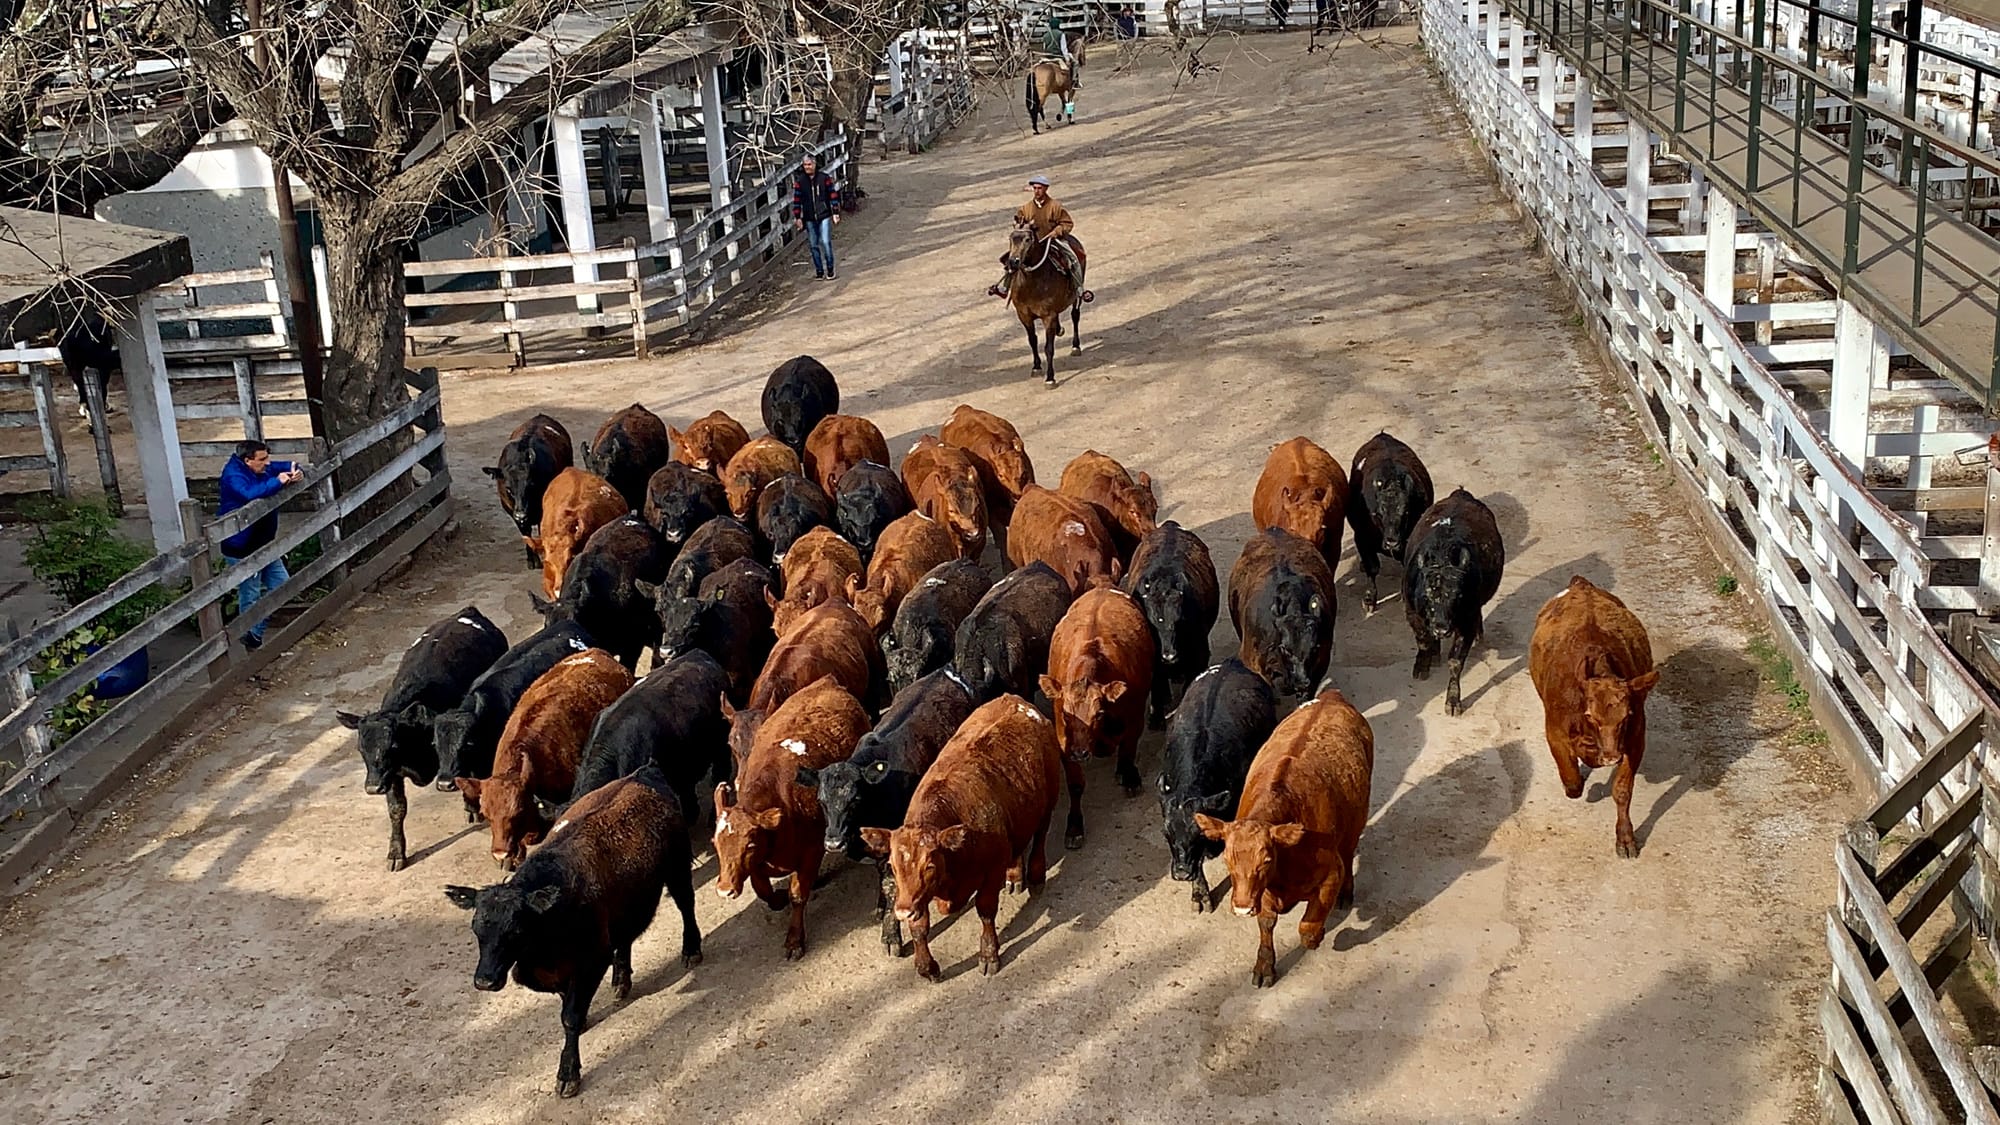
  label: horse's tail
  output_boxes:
[1024,70,1037,114]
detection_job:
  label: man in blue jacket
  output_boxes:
[217,439,302,650]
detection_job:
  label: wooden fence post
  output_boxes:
[3,618,55,799]
[26,364,69,499]
[80,364,122,514]
[180,499,229,673]
[411,367,449,481]
[310,436,346,588]
[233,358,263,442]
[625,237,649,359]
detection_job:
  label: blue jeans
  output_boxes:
[804,217,834,274]
[228,556,290,641]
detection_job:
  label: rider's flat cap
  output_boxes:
[1026,174,1052,187]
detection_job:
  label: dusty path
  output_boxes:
[0,29,1850,1124]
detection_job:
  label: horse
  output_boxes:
[1004,226,1094,385]
[1026,59,1077,134]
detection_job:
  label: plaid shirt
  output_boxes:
[792,170,840,222]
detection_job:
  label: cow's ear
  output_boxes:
[635,579,659,603]
[526,885,562,913]
[1109,556,1125,583]
[859,827,892,857]
[719,693,737,721]
[529,592,554,615]
[525,536,543,555]
[399,702,435,730]
[334,709,365,730]
[1629,669,1661,695]
[481,466,502,479]
[715,780,737,809]
[1199,790,1234,815]
[534,796,564,822]
[1270,823,1307,847]
[1280,485,1295,503]
[764,586,780,610]
[1193,813,1229,840]
[668,424,684,445]
[1102,680,1128,703]
[937,824,971,851]
[793,766,820,788]
[751,807,784,830]
[443,885,481,911]
[844,572,862,601]
[1038,673,1061,700]
[1137,470,1153,493]
[455,777,483,801]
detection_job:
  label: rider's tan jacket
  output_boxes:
[1015,197,1075,241]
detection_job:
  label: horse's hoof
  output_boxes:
[1081,290,1095,303]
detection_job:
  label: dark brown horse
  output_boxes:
[1026,60,1077,134]
[1005,227,1094,385]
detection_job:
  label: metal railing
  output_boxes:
[1512,0,2000,410]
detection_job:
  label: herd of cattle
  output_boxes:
[332,355,1663,1097]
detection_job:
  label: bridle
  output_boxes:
[1008,227,1056,273]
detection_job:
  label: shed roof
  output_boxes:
[0,207,192,343]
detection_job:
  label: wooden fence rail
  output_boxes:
[0,368,452,825]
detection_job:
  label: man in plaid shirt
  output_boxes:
[792,153,842,280]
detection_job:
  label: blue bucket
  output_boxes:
[91,644,151,699]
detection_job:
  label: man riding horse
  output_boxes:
[988,174,1086,299]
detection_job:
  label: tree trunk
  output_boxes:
[318,200,418,513]
[826,57,876,195]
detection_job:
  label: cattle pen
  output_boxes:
[0,20,1976,1125]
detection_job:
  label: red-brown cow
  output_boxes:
[860,694,1061,980]
[1058,450,1157,558]
[1040,586,1154,849]
[1252,437,1350,568]
[669,410,751,474]
[941,405,1036,537]
[528,468,629,600]
[902,435,988,559]
[769,526,865,635]
[714,676,871,959]
[1529,576,1660,858]
[851,511,960,633]
[804,414,892,497]
[456,649,633,869]
[724,435,804,520]
[750,595,881,714]
[1196,685,1373,988]
[1006,485,1121,595]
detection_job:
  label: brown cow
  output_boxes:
[1006,484,1121,595]
[670,410,751,474]
[750,595,881,714]
[1529,576,1660,858]
[1252,437,1350,568]
[456,649,634,869]
[902,435,988,559]
[769,526,865,635]
[714,676,871,959]
[1040,587,1155,849]
[860,694,1061,980]
[851,511,960,633]
[528,468,629,600]
[1196,685,1373,988]
[1058,450,1157,558]
[804,414,892,497]
[723,435,804,519]
[941,404,1036,537]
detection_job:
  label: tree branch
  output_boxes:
[1,87,233,214]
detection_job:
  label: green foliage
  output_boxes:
[1714,574,1738,596]
[1746,634,1815,722]
[18,498,172,637]
[29,626,112,744]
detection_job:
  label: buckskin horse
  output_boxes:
[1004,226,1094,385]
[1026,54,1080,134]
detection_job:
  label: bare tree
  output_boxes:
[0,1,231,215]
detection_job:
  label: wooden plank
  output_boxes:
[151,300,286,323]
[1875,486,1989,511]
[157,335,290,356]
[1875,787,1979,902]
[402,279,636,307]
[1826,907,1954,1125]
[1820,986,1911,1125]
[1862,711,1984,838]
[402,244,639,277]
[1836,847,2000,1124]
[168,266,278,288]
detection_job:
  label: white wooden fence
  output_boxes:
[402,135,849,367]
[0,351,74,496]
[1427,1,2000,1119]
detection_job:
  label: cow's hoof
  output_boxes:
[1065,831,1085,850]
[980,956,1001,977]
[557,1079,581,1099]
[682,952,704,968]
[1617,834,1640,859]
[784,942,806,962]
[386,854,406,873]
[916,956,942,982]
[1044,375,1056,387]
[1252,965,1277,989]
[1191,894,1210,915]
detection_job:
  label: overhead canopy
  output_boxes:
[0,207,191,344]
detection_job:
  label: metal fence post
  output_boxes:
[1675,0,1691,134]
[1746,0,1768,191]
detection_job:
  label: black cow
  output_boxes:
[531,514,669,673]
[654,557,776,706]
[484,414,575,555]
[884,558,994,693]
[834,460,912,562]
[1157,658,1279,912]
[761,355,839,453]
[445,764,700,1099]
[645,515,756,604]
[557,650,733,831]
[1122,521,1220,729]
[433,618,596,795]
[643,462,729,554]
[1228,528,1337,699]
[582,403,671,512]
[797,665,975,956]
[953,561,1074,704]
[337,605,508,871]
[1404,487,1506,716]
[1348,432,1436,613]
[756,472,834,561]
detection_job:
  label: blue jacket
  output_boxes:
[217,455,294,559]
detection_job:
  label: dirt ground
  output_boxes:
[0,28,1855,1124]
